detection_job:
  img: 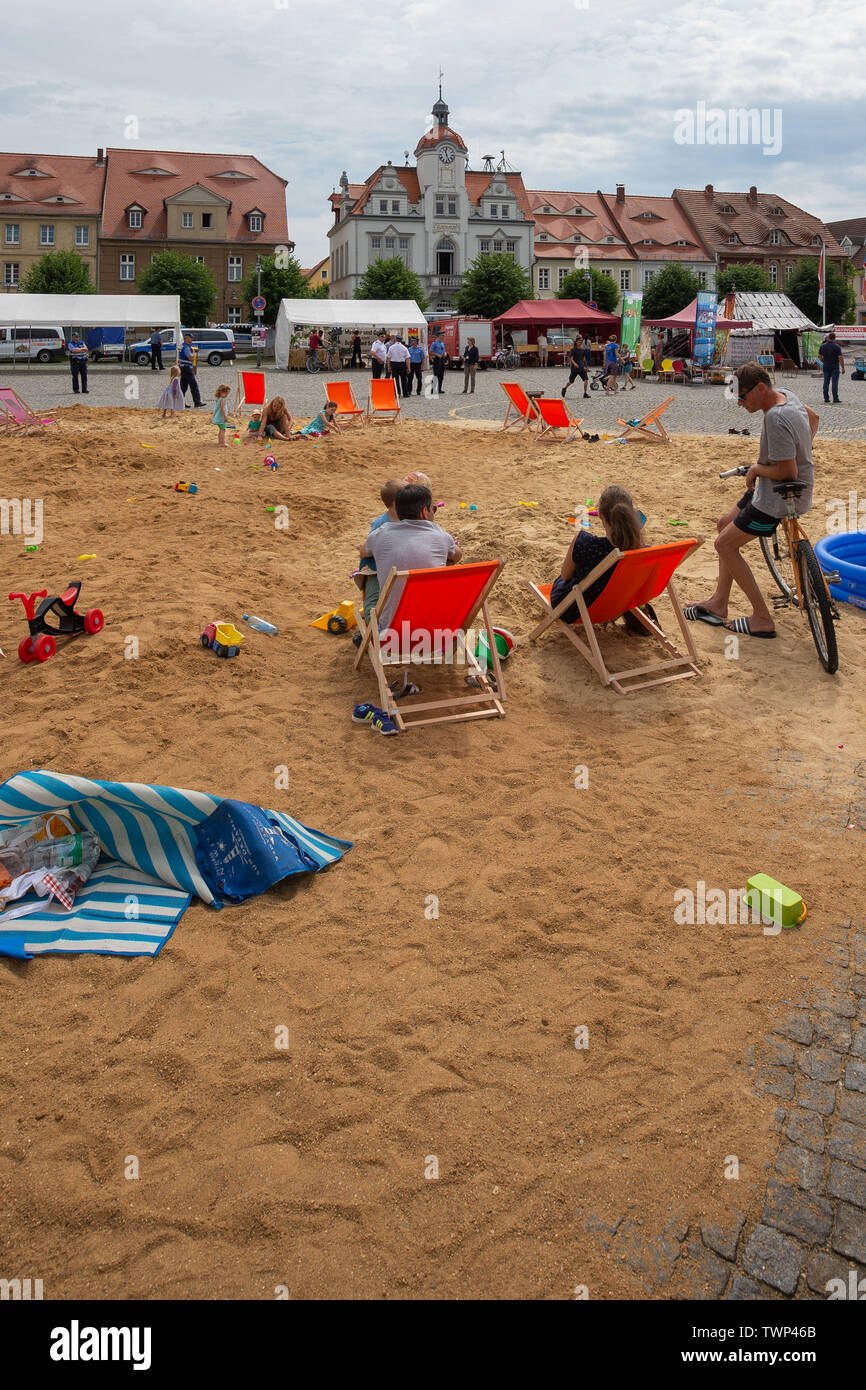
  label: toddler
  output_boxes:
[212,384,232,446]
[157,365,184,417]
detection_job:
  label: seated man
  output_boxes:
[360,483,462,635]
[685,361,819,638]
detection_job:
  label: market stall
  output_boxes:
[274,299,427,371]
[493,299,621,365]
[0,294,182,369]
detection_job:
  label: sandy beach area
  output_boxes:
[1,405,864,1299]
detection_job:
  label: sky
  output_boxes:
[1,0,862,264]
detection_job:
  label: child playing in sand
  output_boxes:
[157,365,184,417]
[244,409,263,443]
[297,401,341,437]
[212,384,232,446]
[354,479,402,615]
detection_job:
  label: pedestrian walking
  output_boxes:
[386,335,410,397]
[408,339,425,395]
[150,328,164,370]
[462,337,479,393]
[351,332,363,368]
[603,335,620,393]
[67,332,89,394]
[178,333,204,407]
[562,335,590,399]
[818,331,844,404]
[429,332,447,394]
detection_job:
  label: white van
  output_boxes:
[0,326,66,362]
[129,327,235,367]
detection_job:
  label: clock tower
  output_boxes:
[414,91,468,195]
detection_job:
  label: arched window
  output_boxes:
[436,237,456,275]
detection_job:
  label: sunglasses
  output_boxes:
[737,385,756,403]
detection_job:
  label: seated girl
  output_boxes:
[550,485,655,635]
[297,401,342,437]
[257,397,294,441]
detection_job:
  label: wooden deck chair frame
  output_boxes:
[234,369,267,416]
[500,382,539,433]
[614,395,674,443]
[0,386,50,434]
[534,397,584,444]
[325,379,365,427]
[366,378,402,424]
[527,540,703,694]
[353,559,506,729]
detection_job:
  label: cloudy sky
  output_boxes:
[2,0,862,262]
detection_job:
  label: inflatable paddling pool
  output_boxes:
[815,532,866,610]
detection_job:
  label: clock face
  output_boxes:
[438,146,455,164]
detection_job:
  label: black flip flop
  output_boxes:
[725,617,776,639]
[683,604,725,626]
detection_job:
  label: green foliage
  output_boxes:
[239,253,312,325]
[22,249,95,294]
[555,267,619,314]
[785,258,855,326]
[454,253,532,318]
[715,262,773,296]
[640,263,703,320]
[138,250,216,324]
[309,281,331,299]
[355,257,428,310]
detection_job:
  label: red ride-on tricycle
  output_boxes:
[9,581,105,664]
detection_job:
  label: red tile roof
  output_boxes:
[0,152,105,215]
[527,189,627,252]
[414,123,467,153]
[674,188,845,259]
[599,192,712,260]
[100,148,288,241]
[465,172,531,215]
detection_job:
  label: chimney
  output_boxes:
[615,183,625,204]
[704,183,714,199]
[748,185,758,205]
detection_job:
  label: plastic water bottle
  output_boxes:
[242,614,278,635]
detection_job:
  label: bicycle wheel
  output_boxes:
[760,530,797,603]
[306,354,319,373]
[796,540,838,674]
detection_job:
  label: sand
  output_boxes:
[1,405,864,1300]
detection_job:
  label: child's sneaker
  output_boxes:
[352,702,376,725]
[369,708,399,735]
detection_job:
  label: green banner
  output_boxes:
[620,290,643,352]
[801,331,822,366]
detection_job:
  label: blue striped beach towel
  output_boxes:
[0,772,351,960]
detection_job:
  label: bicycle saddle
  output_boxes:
[773,481,807,496]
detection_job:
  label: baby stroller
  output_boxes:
[589,366,614,392]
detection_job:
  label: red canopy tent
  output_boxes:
[643,297,751,331]
[493,299,621,336]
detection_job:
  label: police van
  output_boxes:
[130,328,235,367]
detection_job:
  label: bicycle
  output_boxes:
[719,465,840,674]
[493,347,520,369]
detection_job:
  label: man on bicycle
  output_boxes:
[684,362,818,638]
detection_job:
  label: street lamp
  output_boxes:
[255,257,262,369]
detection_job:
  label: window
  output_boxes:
[493,240,503,253]
[812,235,821,246]
[120,253,135,281]
[182,212,193,229]
[398,237,409,250]
[620,269,630,290]
[769,262,778,285]
[385,236,395,250]
[506,240,516,254]
[193,255,205,264]
[4,262,19,286]
[769,206,784,216]
[539,234,548,241]
[696,271,707,287]
[675,239,687,246]
[227,307,242,323]
[228,255,242,282]
[249,213,262,232]
[40,224,54,245]
[448,199,456,216]
[769,229,780,245]
[480,239,490,253]
[379,200,388,213]
[538,267,550,290]
[501,205,509,217]
[435,198,444,215]
[558,268,568,287]
[4,224,19,245]
[389,201,398,214]
[201,213,213,229]
[785,262,793,282]
[75,225,89,246]
[727,234,738,244]
[128,209,142,229]
[489,204,498,217]
[371,235,381,249]
[720,204,736,214]
[643,268,655,286]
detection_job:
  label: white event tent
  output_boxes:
[274,299,427,370]
[0,294,181,339]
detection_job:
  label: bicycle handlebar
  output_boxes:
[719,465,750,479]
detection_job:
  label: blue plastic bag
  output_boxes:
[193,800,339,905]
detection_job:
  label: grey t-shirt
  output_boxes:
[754,389,814,518]
[363,519,457,628]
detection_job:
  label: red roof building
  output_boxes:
[0,151,105,290]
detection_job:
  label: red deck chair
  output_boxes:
[0,386,56,434]
[614,396,674,443]
[325,379,365,427]
[353,559,506,729]
[500,382,539,432]
[528,539,702,694]
[534,396,584,443]
[234,370,267,416]
[366,377,402,423]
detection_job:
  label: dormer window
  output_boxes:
[720,204,736,214]
[539,234,548,241]
[128,207,143,229]
[213,170,251,179]
[135,167,175,176]
[248,212,263,233]
[15,167,50,178]
[727,233,739,244]
[541,205,551,213]
[489,204,498,218]
[675,239,688,245]
[769,229,780,245]
[501,205,509,217]
[812,235,822,246]
[769,206,784,216]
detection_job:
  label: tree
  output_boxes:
[355,257,428,310]
[454,253,532,319]
[715,262,772,296]
[22,249,95,294]
[555,267,620,314]
[641,263,702,320]
[786,258,855,326]
[138,251,216,324]
[239,252,312,325]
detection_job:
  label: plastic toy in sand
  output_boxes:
[174,481,198,493]
[9,581,104,665]
[815,532,866,611]
[745,873,806,929]
[201,622,244,658]
[264,455,279,470]
[311,600,357,634]
[473,627,514,669]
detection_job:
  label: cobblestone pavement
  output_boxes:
[11,362,866,438]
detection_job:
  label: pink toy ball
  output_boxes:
[264,454,278,470]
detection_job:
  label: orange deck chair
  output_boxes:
[354,559,506,730]
[500,382,539,432]
[528,538,703,694]
[0,386,56,434]
[234,370,267,416]
[326,379,365,427]
[614,395,674,443]
[534,396,584,443]
[366,377,402,424]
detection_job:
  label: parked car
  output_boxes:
[0,326,66,362]
[130,327,236,367]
